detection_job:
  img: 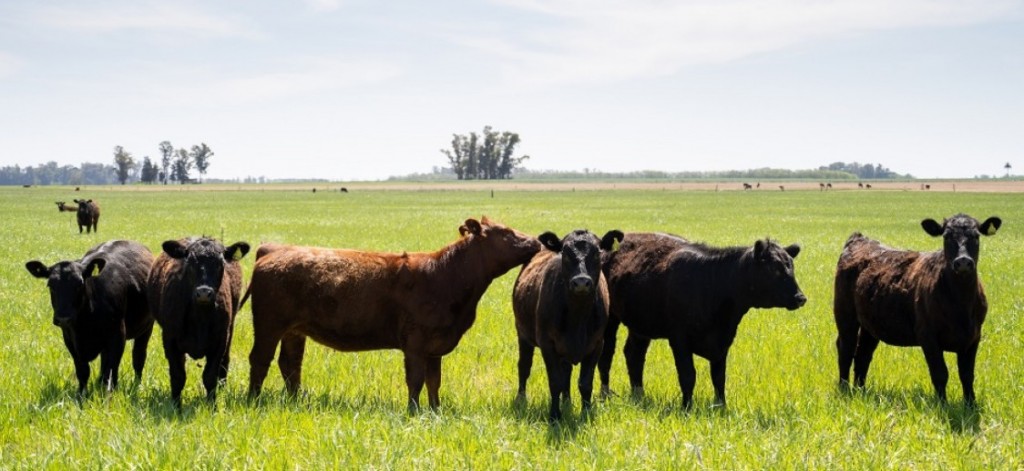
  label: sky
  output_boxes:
[1,0,1022,181]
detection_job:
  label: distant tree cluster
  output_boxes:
[440,126,529,180]
[818,162,910,179]
[0,162,122,186]
[140,141,215,184]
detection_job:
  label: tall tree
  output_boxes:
[140,157,158,184]
[172,148,193,184]
[159,141,174,184]
[440,127,528,180]
[190,143,214,183]
[113,145,135,185]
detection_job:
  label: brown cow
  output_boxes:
[25,240,154,394]
[512,229,618,421]
[244,217,541,410]
[834,214,1001,405]
[73,199,100,233]
[56,201,78,212]
[147,237,250,406]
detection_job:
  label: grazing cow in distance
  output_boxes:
[147,237,250,406]
[56,201,78,212]
[819,183,826,191]
[742,183,752,190]
[834,214,1001,405]
[858,182,864,188]
[597,232,806,409]
[73,199,100,233]
[244,217,541,410]
[512,229,619,421]
[779,185,785,191]
[25,240,155,394]
[827,183,833,190]
[340,187,348,193]
[865,184,872,189]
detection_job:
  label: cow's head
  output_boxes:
[539,230,610,299]
[25,258,106,328]
[460,216,541,268]
[748,239,806,311]
[162,238,249,306]
[922,214,1001,275]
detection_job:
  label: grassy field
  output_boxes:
[1,184,1022,468]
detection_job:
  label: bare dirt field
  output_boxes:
[60,179,1024,193]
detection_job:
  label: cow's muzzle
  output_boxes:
[53,316,74,328]
[952,256,976,274]
[194,286,216,305]
[569,275,595,295]
[787,292,807,310]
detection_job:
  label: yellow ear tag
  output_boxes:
[90,264,102,277]
[232,250,244,261]
[986,225,997,236]
[612,239,620,251]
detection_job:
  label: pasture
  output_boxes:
[1,184,1022,468]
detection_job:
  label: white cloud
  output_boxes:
[304,0,344,12]
[0,52,23,78]
[35,2,258,39]
[483,0,1023,86]
[144,57,402,106]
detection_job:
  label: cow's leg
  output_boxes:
[218,319,235,385]
[404,352,427,412]
[669,338,697,409]
[578,341,602,414]
[163,339,187,407]
[597,314,620,396]
[834,310,859,389]
[852,329,880,388]
[99,334,126,392]
[277,333,307,395]
[131,325,153,382]
[516,338,534,402]
[247,322,285,398]
[958,341,979,406]
[921,342,949,403]
[623,333,651,397]
[72,356,91,396]
[202,348,225,403]
[709,353,728,408]
[540,348,568,421]
[424,355,442,410]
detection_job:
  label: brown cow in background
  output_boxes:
[834,214,1001,405]
[73,199,100,233]
[55,201,78,212]
[244,217,541,410]
[147,237,250,406]
[512,229,619,421]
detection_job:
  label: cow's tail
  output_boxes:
[239,282,253,311]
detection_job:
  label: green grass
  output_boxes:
[1,185,1022,469]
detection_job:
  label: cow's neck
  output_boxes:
[430,239,497,302]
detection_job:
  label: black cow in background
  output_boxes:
[834,214,1001,405]
[512,229,619,421]
[147,237,249,406]
[73,199,100,233]
[25,240,154,394]
[598,232,806,409]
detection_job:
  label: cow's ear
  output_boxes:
[461,219,482,236]
[538,232,562,252]
[784,243,801,259]
[83,259,106,279]
[921,219,944,237]
[600,230,624,252]
[25,261,50,279]
[73,199,82,204]
[162,240,189,259]
[980,217,1001,236]
[225,242,251,261]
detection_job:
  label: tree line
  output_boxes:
[440,126,529,180]
[1,141,215,186]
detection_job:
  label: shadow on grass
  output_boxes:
[508,395,599,444]
[834,383,982,434]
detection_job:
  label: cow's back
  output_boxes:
[147,252,190,334]
[84,240,154,335]
[249,244,406,350]
[512,250,559,345]
[603,233,688,334]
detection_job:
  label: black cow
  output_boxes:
[25,240,154,394]
[834,214,1001,405]
[598,232,806,409]
[512,229,618,420]
[147,237,249,405]
[73,199,100,233]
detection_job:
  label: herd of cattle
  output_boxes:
[25,211,1000,420]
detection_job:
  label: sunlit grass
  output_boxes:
[1,184,1021,468]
